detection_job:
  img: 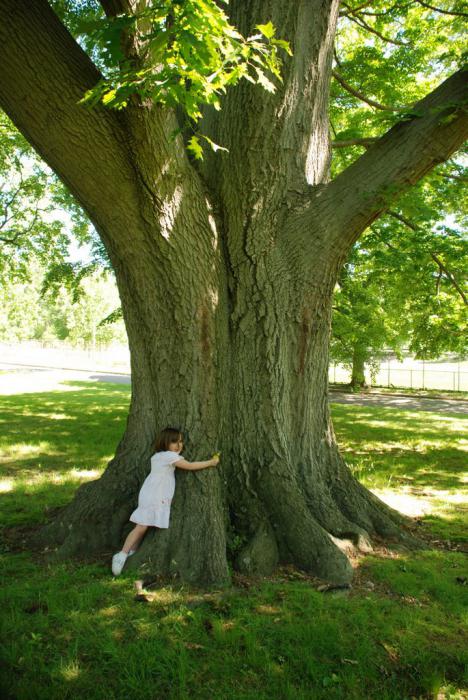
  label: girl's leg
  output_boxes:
[121,524,148,553]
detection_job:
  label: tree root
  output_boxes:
[259,472,354,583]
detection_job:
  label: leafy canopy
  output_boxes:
[2,1,466,359]
[78,0,290,156]
[0,112,95,281]
[331,0,467,165]
[329,0,467,369]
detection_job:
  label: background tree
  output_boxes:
[0,256,126,348]
[331,165,468,388]
[0,108,123,330]
[0,0,466,585]
[329,0,467,386]
[0,112,93,281]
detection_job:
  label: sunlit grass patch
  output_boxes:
[0,478,14,493]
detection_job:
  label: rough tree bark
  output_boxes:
[0,0,466,584]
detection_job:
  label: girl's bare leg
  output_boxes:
[122,524,148,553]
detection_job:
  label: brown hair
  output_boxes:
[154,427,183,453]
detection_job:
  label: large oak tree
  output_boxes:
[1,0,466,584]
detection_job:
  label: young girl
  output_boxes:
[112,426,219,575]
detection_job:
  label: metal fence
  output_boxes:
[329,361,468,392]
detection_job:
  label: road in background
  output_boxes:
[1,363,467,414]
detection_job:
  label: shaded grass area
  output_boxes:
[0,381,467,699]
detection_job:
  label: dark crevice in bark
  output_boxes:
[235,519,280,576]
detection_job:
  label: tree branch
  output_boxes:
[345,12,410,46]
[339,1,375,16]
[414,0,468,18]
[332,71,413,111]
[293,69,468,265]
[344,3,414,18]
[439,172,467,181]
[0,0,140,240]
[332,138,378,148]
[387,210,468,305]
[0,180,25,230]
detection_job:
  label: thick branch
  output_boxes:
[0,0,140,239]
[301,69,468,260]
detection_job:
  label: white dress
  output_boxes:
[129,450,183,528]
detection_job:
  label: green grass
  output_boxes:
[332,404,468,542]
[0,381,129,526]
[330,383,468,400]
[0,380,467,700]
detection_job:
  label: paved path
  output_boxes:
[330,390,468,415]
[0,363,131,394]
[1,363,467,414]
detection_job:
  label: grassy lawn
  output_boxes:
[330,384,468,401]
[0,380,467,700]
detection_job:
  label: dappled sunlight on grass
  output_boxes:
[0,382,466,698]
[331,403,467,546]
[11,468,102,489]
[1,548,467,699]
[372,489,434,517]
[332,404,467,490]
[0,478,14,493]
[0,386,129,460]
[0,382,129,525]
[0,442,52,459]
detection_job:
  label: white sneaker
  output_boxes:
[112,551,128,576]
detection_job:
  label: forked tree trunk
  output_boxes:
[32,173,406,584]
[1,0,466,585]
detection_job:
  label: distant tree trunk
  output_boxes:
[1,0,466,584]
[350,348,369,390]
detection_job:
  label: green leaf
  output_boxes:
[271,38,292,56]
[187,135,204,160]
[102,89,118,106]
[256,21,276,40]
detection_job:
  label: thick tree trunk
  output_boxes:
[3,0,466,586]
[35,200,407,585]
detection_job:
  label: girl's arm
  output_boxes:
[174,456,219,471]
